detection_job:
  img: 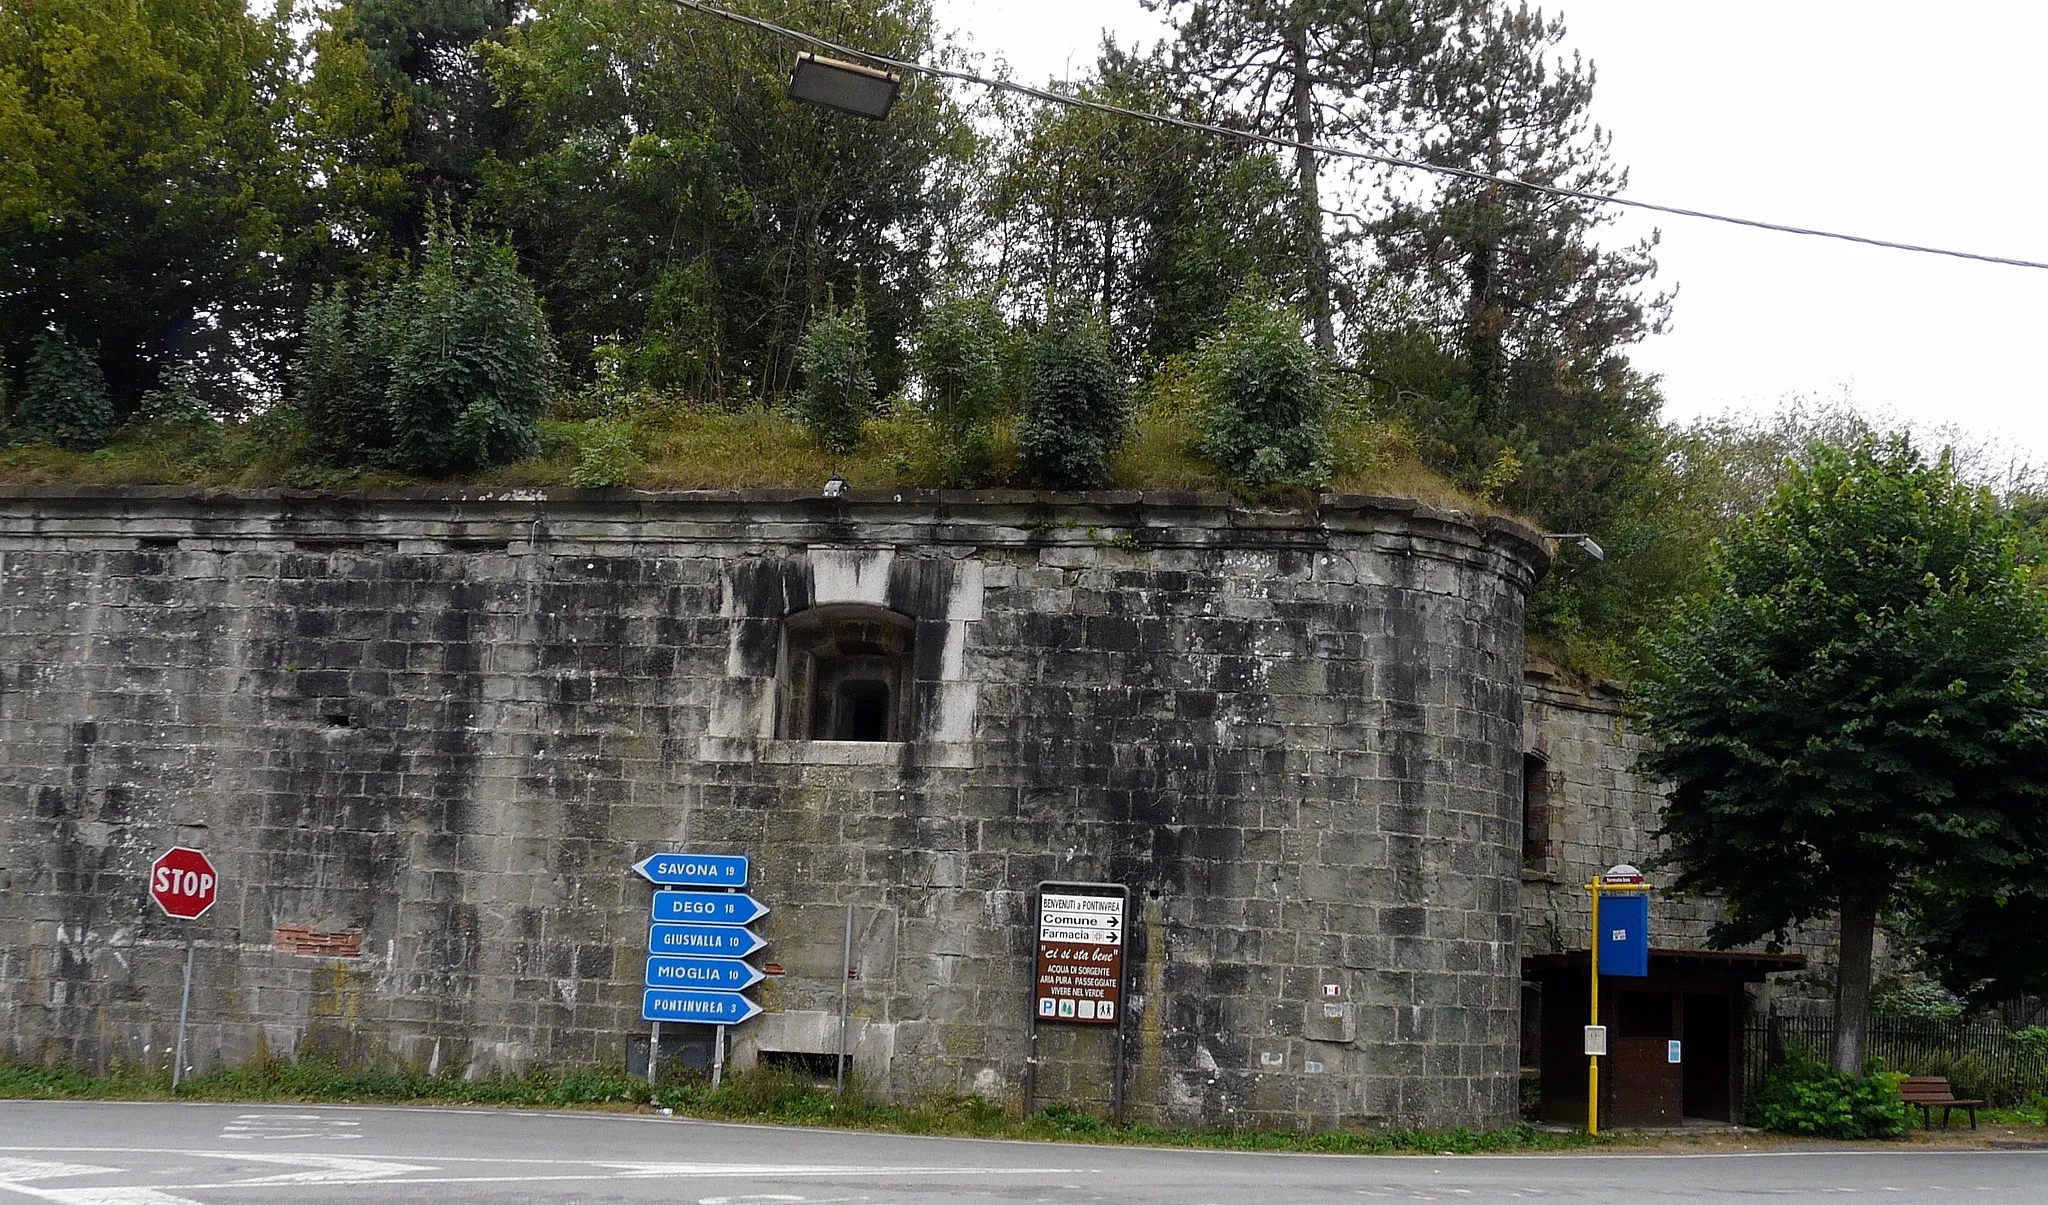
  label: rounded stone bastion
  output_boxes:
[0,486,1548,1131]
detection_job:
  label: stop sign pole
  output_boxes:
[150,847,219,1090]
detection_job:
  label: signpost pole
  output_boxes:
[1111,897,1127,1126]
[836,903,853,1096]
[150,845,218,1093]
[171,930,194,1092]
[1024,994,1038,1118]
[711,1024,725,1090]
[1587,878,1601,1136]
[647,1021,660,1090]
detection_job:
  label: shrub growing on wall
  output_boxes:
[17,330,115,451]
[386,223,556,474]
[795,303,875,452]
[1193,292,1329,490]
[914,291,1004,486]
[298,284,398,466]
[295,218,555,475]
[1016,306,1127,489]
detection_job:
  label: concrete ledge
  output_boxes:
[0,486,1551,580]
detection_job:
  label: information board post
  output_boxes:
[1028,881,1130,1124]
[1585,864,1650,1135]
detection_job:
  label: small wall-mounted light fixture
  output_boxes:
[1540,532,1605,561]
[823,475,850,499]
[789,52,902,120]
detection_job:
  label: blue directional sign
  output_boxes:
[652,890,768,925]
[646,955,764,991]
[642,987,763,1025]
[632,852,748,888]
[649,922,768,958]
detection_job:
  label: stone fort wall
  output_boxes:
[1519,666,1836,994]
[0,487,1546,1131]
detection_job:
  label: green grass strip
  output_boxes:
[0,1058,1604,1154]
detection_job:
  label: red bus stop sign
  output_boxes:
[150,847,219,920]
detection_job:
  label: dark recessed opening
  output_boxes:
[758,1050,842,1081]
[1522,754,1552,867]
[831,679,891,741]
[783,604,914,744]
[323,709,352,728]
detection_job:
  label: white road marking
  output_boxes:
[0,1162,118,1184]
[0,1190,205,1205]
[0,1158,1083,1196]
[218,1113,361,1141]
[210,1152,438,1185]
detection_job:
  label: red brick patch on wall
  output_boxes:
[274,924,363,958]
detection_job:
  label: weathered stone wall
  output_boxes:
[0,487,1545,1131]
[1519,664,1835,972]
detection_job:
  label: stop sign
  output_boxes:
[150,847,219,919]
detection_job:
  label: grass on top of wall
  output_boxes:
[0,392,1508,524]
[0,1058,1600,1154]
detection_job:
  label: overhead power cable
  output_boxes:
[664,0,2048,273]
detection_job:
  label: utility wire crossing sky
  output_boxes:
[670,0,2048,275]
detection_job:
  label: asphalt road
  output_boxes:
[1,1102,2044,1204]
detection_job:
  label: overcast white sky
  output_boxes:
[933,0,2048,465]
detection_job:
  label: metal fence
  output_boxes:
[1745,1013,2048,1106]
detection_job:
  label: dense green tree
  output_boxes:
[481,0,971,399]
[984,43,1296,360]
[1906,883,2048,1006]
[1017,306,1128,489]
[0,0,299,409]
[289,2,419,270]
[1637,438,2048,1074]
[1359,4,1668,654]
[321,0,515,251]
[1160,0,1458,353]
[1375,3,1663,436]
[1193,290,1327,489]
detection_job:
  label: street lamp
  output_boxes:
[1540,532,1605,562]
[789,52,902,120]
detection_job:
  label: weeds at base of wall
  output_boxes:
[0,1058,1599,1154]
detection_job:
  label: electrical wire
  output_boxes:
[664,0,2048,273]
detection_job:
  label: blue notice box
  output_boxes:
[652,890,768,925]
[633,853,748,887]
[648,922,767,958]
[642,988,762,1025]
[1598,892,1650,977]
[647,954,764,991]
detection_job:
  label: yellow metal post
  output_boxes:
[1588,877,1601,1136]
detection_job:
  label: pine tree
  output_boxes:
[1161,0,1458,353]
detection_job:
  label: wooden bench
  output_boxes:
[1899,1076,1983,1130]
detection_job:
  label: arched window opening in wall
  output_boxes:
[781,604,914,742]
[1523,753,1559,874]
